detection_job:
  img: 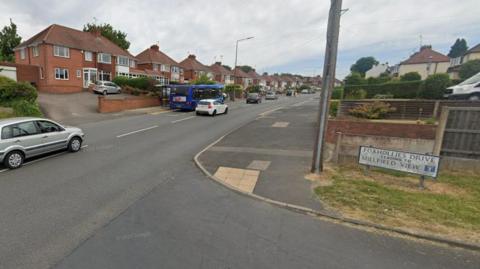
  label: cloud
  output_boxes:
[0,0,479,78]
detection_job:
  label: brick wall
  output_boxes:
[326,119,437,143]
[98,96,161,113]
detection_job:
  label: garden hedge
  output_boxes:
[343,80,423,99]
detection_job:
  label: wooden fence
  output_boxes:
[337,100,480,120]
[433,107,480,159]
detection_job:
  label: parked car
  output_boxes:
[301,89,309,94]
[445,72,480,100]
[93,81,121,95]
[246,93,262,104]
[286,90,295,96]
[265,92,278,100]
[0,117,85,169]
[195,99,228,116]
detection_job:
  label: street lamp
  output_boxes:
[232,36,254,101]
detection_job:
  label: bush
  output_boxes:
[0,80,37,105]
[331,87,343,99]
[459,59,480,80]
[344,72,365,86]
[0,75,16,86]
[400,72,421,81]
[191,74,216,85]
[12,100,43,117]
[345,89,367,100]
[329,100,339,117]
[112,76,157,91]
[419,73,451,99]
[343,80,423,99]
[246,85,261,93]
[348,101,396,119]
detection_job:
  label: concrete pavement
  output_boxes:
[0,95,479,269]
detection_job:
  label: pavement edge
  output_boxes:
[193,127,480,252]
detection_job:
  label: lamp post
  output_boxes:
[232,36,254,101]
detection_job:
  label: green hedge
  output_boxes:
[112,76,157,91]
[344,80,423,99]
[0,76,38,105]
[331,87,343,100]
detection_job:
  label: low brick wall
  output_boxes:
[98,96,161,113]
[326,119,437,143]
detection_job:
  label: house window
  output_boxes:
[85,51,93,61]
[98,70,111,81]
[54,68,69,80]
[97,53,111,64]
[153,64,159,71]
[116,56,129,66]
[76,70,81,78]
[171,66,180,73]
[129,59,135,68]
[160,65,169,72]
[53,45,69,58]
[20,48,26,59]
[32,46,39,57]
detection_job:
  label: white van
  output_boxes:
[445,72,480,100]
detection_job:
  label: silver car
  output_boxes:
[93,81,121,95]
[0,117,85,169]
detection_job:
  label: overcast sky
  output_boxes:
[1,0,479,78]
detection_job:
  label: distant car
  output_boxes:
[301,89,309,94]
[93,81,121,95]
[265,92,278,100]
[246,93,262,103]
[286,90,294,96]
[445,72,480,100]
[0,117,84,169]
[195,99,228,116]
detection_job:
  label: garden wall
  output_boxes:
[98,96,161,113]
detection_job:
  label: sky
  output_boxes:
[0,0,479,79]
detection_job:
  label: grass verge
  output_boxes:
[314,166,480,243]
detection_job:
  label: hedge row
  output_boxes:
[343,80,423,99]
[112,76,157,91]
[0,75,42,117]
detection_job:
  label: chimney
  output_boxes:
[150,44,159,51]
[420,45,432,51]
[188,54,196,59]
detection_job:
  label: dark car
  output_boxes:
[286,90,295,96]
[246,93,262,104]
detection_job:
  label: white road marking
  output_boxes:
[171,116,196,124]
[292,100,312,107]
[258,107,284,117]
[116,125,159,138]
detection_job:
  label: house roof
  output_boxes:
[179,55,211,72]
[232,67,249,78]
[136,45,178,66]
[15,24,134,58]
[466,43,480,54]
[209,62,232,76]
[247,70,261,80]
[401,45,449,65]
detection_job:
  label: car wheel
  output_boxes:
[196,111,200,116]
[103,90,107,95]
[468,94,480,101]
[224,107,228,114]
[4,151,24,169]
[68,136,82,152]
[212,110,217,117]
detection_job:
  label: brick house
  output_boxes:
[14,24,138,93]
[247,70,261,85]
[135,44,184,84]
[209,62,233,84]
[178,54,212,83]
[448,43,480,79]
[394,45,450,80]
[232,67,251,89]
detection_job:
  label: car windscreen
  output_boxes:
[459,72,480,86]
[198,101,211,105]
[248,93,258,97]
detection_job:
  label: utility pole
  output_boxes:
[311,0,343,173]
[233,37,254,101]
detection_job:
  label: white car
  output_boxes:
[445,72,480,100]
[195,99,228,116]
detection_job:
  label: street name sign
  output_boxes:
[358,146,440,178]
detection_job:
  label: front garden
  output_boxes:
[0,75,42,118]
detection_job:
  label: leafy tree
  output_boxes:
[344,72,366,85]
[459,60,480,80]
[0,19,22,62]
[191,74,215,85]
[262,72,268,76]
[222,65,232,71]
[246,85,261,93]
[350,57,379,76]
[400,72,422,81]
[83,22,130,50]
[239,65,254,73]
[419,73,451,99]
[448,38,468,58]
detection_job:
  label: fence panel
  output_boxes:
[440,107,480,159]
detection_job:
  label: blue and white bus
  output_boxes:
[168,84,225,111]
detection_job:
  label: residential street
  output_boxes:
[0,95,479,269]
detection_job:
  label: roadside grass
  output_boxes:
[314,166,480,243]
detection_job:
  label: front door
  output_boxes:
[83,68,97,88]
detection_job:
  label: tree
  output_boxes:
[350,57,379,76]
[191,74,215,85]
[0,19,22,62]
[239,65,254,73]
[83,22,130,50]
[400,72,422,81]
[419,73,451,99]
[448,38,468,58]
[344,72,366,85]
[262,72,268,76]
[222,65,232,71]
[459,60,480,80]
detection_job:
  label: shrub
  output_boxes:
[112,76,157,91]
[344,72,365,86]
[345,89,367,100]
[12,100,43,117]
[400,72,421,81]
[348,101,396,119]
[246,85,261,93]
[191,74,216,85]
[373,94,394,99]
[329,100,339,117]
[459,59,480,80]
[0,80,37,105]
[343,80,423,99]
[331,87,343,99]
[0,75,16,86]
[419,73,451,99]
[112,76,130,86]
